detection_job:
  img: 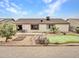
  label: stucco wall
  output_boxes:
[55,24,69,32]
[67,20,79,32]
[22,24,30,32]
[22,24,49,32]
[39,24,49,32]
[22,24,69,32]
[68,20,79,27]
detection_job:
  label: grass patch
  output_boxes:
[47,34,79,44]
[67,34,79,36]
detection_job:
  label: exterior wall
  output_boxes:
[67,20,79,32]
[68,20,79,27]
[39,24,49,32]
[22,24,69,32]
[22,24,30,32]
[22,24,49,32]
[55,24,69,32]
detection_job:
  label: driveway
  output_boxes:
[0,46,79,58]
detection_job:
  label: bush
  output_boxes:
[75,27,79,33]
[61,32,66,35]
[0,22,16,42]
[54,42,60,44]
[50,25,58,34]
[35,36,49,46]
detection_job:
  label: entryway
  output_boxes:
[17,25,22,31]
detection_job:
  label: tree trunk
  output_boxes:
[5,38,8,42]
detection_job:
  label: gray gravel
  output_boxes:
[0,46,79,58]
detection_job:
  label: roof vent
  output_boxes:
[41,20,43,22]
[46,16,50,21]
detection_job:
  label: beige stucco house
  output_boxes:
[67,18,79,32]
[16,18,69,33]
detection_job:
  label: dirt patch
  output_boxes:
[0,33,39,45]
[13,34,27,41]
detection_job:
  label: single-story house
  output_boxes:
[67,18,79,32]
[15,18,69,33]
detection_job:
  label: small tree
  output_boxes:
[0,22,16,42]
[75,27,79,33]
[50,25,58,34]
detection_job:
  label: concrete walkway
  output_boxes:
[0,46,79,58]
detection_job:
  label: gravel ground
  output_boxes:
[0,46,79,58]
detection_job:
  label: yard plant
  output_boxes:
[75,27,79,34]
[35,36,49,46]
[0,22,16,42]
[50,25,58,34]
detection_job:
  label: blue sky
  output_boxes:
[0,0,79,19]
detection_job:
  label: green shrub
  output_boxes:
[35,36,49,46]
[61,32,66,35]
[50,25,58,34]
[0,22,16,42]
[75,27,79,33]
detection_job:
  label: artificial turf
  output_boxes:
[47,34,79,43]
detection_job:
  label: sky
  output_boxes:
[0,0,79,19]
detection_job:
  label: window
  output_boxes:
[31,24,39,30]
[47,24,54,29]
[17,25,22,31]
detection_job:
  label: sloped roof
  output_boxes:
[67,18,79,26]
[16,18,69,24]
[0,18,15,23]
[67,18,79,21]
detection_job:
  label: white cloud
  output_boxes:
[42,0,52,3]
[0,0,28,18]
[39,0,67,16]
[0,2,5,8]
[11,3,21,10]
[6,7,17,13]
[4,0,9,3]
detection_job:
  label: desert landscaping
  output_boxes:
[0,18,79,58]
[0,18,79,45]
[0,32,79,46]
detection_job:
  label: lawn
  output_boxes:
[47,34,79,44]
